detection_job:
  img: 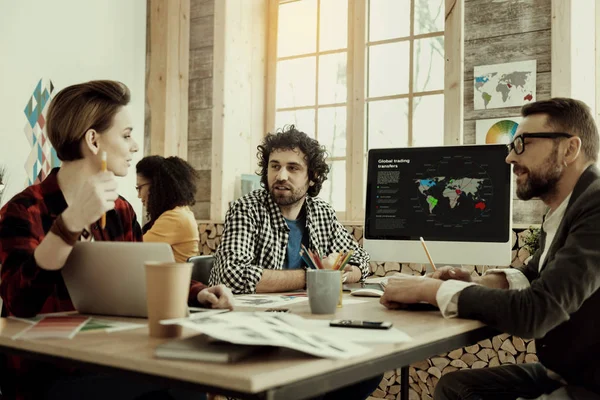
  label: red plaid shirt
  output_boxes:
[0,168,206,398]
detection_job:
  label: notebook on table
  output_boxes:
[155,334,270,363]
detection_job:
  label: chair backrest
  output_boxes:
[187,255,215,285]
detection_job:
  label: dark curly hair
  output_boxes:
[136,156,199,233]
[257,125,329,197]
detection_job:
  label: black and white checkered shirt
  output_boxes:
[210,189,371,294]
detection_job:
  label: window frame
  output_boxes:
[266,0,463,222]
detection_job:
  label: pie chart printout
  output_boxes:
[485,120,519,144]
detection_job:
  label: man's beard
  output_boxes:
[515,146,563,200]
[269,182,308,206]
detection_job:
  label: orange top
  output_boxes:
[143,206,199,262]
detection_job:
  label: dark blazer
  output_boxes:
[459,164,600,394]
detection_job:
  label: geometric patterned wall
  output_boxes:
[23,78,60,185]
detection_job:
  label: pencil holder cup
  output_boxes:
[337,271,343,308]
[307,270,341,314]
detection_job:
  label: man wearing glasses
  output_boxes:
[380,98,600,399]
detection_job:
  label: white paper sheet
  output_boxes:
[161,311,371,359]
[234,294,308,308]
[339,298,368,305]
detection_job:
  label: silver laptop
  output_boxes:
[62,242,175,318]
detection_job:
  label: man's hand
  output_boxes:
[319,253,361,283]
[380,275,442,309]
[342,265,362,284]
[428,266,474,282]
[321,252,340,270]
[197,285,234,310]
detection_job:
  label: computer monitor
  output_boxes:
[363,144,512,267]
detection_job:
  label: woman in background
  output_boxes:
[136,155,200,262]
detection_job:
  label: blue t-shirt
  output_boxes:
[283,214,308,269]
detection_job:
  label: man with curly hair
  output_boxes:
[210,125,370,294]
[210,125,379,399]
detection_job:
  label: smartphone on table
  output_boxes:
[329,319,393,330]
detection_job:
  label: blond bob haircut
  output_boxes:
[46,80,130,161]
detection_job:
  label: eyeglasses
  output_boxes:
[135,183,150,193]
[507,132,573,155]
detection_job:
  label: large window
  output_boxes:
[269,0,446,220]
[274,0,349,212]
[366,0,444,150]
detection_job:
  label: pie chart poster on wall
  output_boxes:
[475,117,522,145]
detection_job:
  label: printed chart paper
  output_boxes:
[12,316,90,340]
[234,294,308,308]
[11,314,145,335]
[475,117,522,145]
[162,312,372,359]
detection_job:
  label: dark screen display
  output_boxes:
[365,145,511,243]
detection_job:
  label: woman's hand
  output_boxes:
[62,171,119,231]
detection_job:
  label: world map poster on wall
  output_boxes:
[24,78,61,185]
[473,60,536,110]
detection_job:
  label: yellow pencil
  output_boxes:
[419,236,437,271]
[337,250,354,271]
[100,151,107,229]
[332,252,344,270]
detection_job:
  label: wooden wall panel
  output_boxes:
[463,0,551,226]
[145,1,152,157]
[464,30,551,81]
[190,47,214,80]
[188,0,215,219]
[190,0,214,19]
[444,0,464,146]
[191,200,210,218]
[188,108,212,140]
[210,0,267,221]
[188,139,212,170]
[190,15,214,49]
[464,0,551,41]
[189,78,213,110]
[147,0,191,159]
[195,170,211,202]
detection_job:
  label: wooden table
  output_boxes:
[0,296,497,400]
